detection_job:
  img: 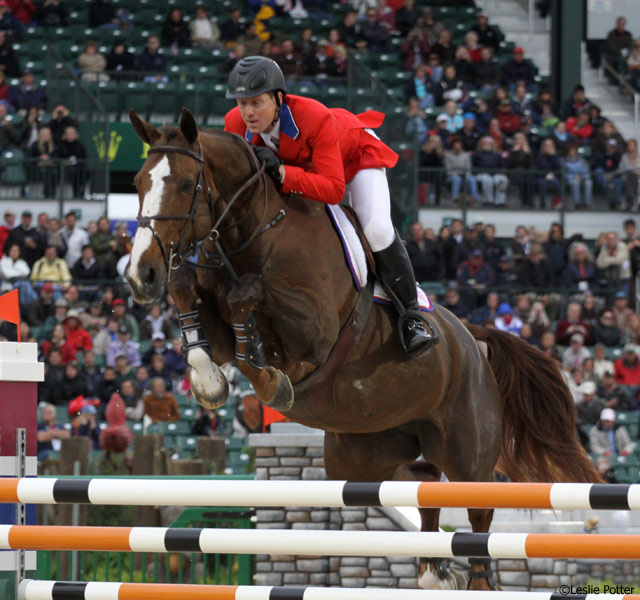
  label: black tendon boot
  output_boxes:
[373,232,439,356]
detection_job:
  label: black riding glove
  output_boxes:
[254,146,283,183]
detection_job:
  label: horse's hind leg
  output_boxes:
[419,383,502,591]
[325,432,463,591]
[466,507,497,590]
[435,437,500,591]
[394,462,463,590]
[323,430,420,482]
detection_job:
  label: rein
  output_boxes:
[136,138,290,282]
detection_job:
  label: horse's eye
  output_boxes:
[180,180,193,194]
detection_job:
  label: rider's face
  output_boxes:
[237,93,278,135]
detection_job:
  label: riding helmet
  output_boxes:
[226,56,287,99]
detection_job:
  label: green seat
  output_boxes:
[181,82,207,119]
[55,405,69,423]
[371,53,401,70]
[164,434,177,450]
[1,149,26,185]
[226,437,244,452]
[176,436,198,453]
[605,347,623,360]
[183,64,218,81]
[23,27,46,42]
[146,422,170,435]
[617,412,639,438]
[94,81,121,114]
[24,60,45,75]
[151,82,181,119]
[138,340,152,356]
[181,406,196,419]
[13,40,47,60]
[5,113,22,126]
[617,411,639,425]
[322,86,347,109]
[421,282,445,298]
[166,421,191,435]
[47,27,73,42]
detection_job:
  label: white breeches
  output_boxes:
[346,167,395,252]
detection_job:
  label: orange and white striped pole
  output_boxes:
[18,580,640,600]
[3,526,640,560]
[0,479,639,511]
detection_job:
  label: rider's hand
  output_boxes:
[254,146,284,184]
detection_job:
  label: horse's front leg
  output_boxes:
[226,273,294,412]
[169,266,229,410]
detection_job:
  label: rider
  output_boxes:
[224,56,438,356]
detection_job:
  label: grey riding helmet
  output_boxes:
[226,56,287,99]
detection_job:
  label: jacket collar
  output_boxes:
[245,99,300,143]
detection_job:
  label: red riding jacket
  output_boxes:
[224,94,398,205]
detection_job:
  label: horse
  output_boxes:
[125,108,601,590]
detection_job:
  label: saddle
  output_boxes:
[325,204,433,313]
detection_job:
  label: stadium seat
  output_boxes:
[176,436,198,454]
[151,81,182,120]
[166,421,191,435]
[1,149,26,186]
[93,81,122,115]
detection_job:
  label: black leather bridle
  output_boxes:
[136,139,289,283]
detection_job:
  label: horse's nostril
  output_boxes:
[145,267,156,286]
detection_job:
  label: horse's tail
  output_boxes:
[468,324,601,483]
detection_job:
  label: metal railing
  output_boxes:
[416,164,633,223]
[600,57,640,140]
[0,155,108,202]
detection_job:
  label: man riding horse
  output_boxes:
[224,56,437,356]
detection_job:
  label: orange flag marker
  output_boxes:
[0,289,20,342]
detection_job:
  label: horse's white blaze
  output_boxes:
[128,155,171,287]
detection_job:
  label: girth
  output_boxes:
[290,280,374,416]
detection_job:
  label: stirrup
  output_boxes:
[398,309,439,357]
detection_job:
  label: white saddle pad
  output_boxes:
[326,204,433,313]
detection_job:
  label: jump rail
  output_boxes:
[3,527,640,560]
[1,479,637,510]
[17,581,640,600]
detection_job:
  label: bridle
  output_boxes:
[136,138,290,284]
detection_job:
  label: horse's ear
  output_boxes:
[129,110,161,146]
[179,107,198,146]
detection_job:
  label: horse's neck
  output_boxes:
[219,180,286,269]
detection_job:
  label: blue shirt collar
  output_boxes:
[245,100,300,143]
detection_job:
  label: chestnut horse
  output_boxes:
[126,109,600,590]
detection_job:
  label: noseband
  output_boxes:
[136,138,286,282]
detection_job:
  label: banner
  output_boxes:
[79,123,150,173]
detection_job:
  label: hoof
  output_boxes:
[263,368,294,412]
[418,560,461,590]
[188,348,229,410]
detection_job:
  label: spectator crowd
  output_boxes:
[406,216,640,467]
[400,11,640,210]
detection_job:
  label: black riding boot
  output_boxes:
[373,232,439,356]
